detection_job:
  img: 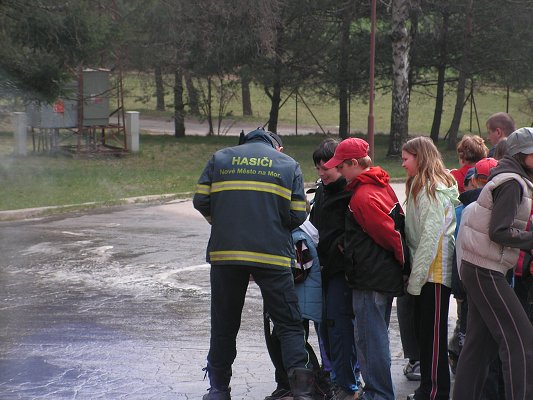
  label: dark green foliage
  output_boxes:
[0,0,116,102]
[1,0,533,136]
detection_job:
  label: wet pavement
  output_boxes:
[0,188,455,399]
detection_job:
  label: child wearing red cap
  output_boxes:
[324,137,409,400]
[471,157,498,187]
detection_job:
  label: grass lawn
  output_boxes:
[0,130,460,211]
[1,74,530,212]
[124,73,533,136]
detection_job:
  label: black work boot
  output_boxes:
[202,365,232,400]
[264,385,292,400]
[288,368,315,400]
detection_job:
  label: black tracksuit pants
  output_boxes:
[413,282,451,400]
[453,262,533,400]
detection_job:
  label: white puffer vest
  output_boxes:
[459,172,533,274]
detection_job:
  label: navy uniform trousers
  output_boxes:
[207,265,310,372]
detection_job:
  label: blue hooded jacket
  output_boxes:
[292,227,322,322]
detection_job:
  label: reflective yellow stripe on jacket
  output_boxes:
[211,180,291,200]
[196,184,211,195]
[209,250,292,268]
[291,200,307,212]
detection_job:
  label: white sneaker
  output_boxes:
[403,360,421,381]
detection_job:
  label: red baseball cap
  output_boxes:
[474,157,498,179]
[323,138,369,169]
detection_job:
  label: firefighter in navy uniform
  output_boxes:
[193,129,314,400]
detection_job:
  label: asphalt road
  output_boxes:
[139,116,332,137]
[0,188,456,399]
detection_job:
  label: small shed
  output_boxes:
[26,69,111,129]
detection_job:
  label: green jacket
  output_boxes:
[405,183,459,295]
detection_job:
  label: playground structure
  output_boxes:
[26,67,127,155]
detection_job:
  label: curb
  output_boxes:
[0,181,325,222]
[0,181,406,222]
[0,193,193,222]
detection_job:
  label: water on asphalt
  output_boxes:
[0,195,451,399]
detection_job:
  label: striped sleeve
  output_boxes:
[289,164,308,229]
[193,156,214,220]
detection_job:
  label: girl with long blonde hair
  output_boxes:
[401,136,459,400]
[403,136,457,203]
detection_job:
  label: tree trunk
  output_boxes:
[338,86,349,139]
[338,5,353,139]
[388,0,412,157]
[154,66,165,112]
[447,0,474,150]
[266,24,284,134]
[174,66,185,138]
[206,76,214,136]
[431,64,446,143]
[184,71,200,115]
[430,10,449,143]
[217,77,224,135]
[407,3,418,96]
[266,79,281,133]
[241,74,253,116]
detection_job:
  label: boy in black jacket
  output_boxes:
[310,139,361,400]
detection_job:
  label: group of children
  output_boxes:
[265,119,533,400]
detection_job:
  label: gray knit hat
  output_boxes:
[506,127,533,156]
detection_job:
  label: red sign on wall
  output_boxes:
[53,100,65,113]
